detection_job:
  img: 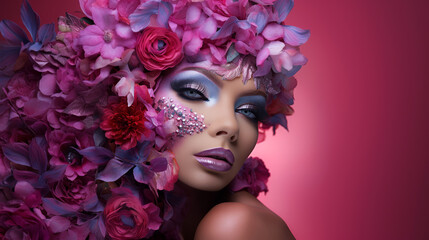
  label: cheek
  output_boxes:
[156,97,207,137]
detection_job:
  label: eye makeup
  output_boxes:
[235,95,268,122]
[170,70,220,104]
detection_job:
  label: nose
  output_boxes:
[207,106,239,143]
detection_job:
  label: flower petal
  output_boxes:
[186,4,201,24]
[20,0,40,41]
[96,158,133,182]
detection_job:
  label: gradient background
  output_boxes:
[1,0,428,239]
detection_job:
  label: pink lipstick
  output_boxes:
[194,148,235,172]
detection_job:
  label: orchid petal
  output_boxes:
[115,23,133,39]
[39,73,57,95]
[262,23,284,40]
[0,20,29,44]
[199,17,217,39]
[186,4,201,24]
[92,7,118,30]
[96,158,133,182]
[247,5,268,34]
[274,0,293,23]
[20,0,40,41]
[129,1,159,32]
[266,41,285,55]
[211,16,238,40]
[283,25,310,46]
[157,1,173,28]
[256,47,270,66]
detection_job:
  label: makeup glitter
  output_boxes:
[156,97,206,137]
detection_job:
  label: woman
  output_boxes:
[0,0,309,239]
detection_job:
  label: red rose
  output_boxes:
[103,188,162,240]
[136,27,183,71]
[100,98,153,150]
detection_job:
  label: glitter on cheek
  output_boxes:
[156,97,206,137]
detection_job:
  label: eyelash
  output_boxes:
[177,83,209,101]
[236,104,261,121]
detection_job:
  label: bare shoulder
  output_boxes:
[194,191,295,240]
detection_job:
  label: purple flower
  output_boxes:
[50,174,99,212]
[0,200,51,239]
[47,129,97,180]
[229,157,270,197]
[78,7,136,60]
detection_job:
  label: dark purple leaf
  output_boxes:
[76,146,114,165]
[13,169,39,185]
[283,25,310,46]
[96,159,133,182]
[274,0,293,23]
[0,44,21,69]
[133,164,153,184]
[157,1,173,28]
[247,7,268,34]
[226,44,239,62]
[211,16,238,40]
[42,198,77,216]
[20,0,40,41]
[83,194,103,212]
[129,1,159,32]
[2,143,30,167]
[150,157,167,172]
[28,137,47,173]
[43,165,67,183]
[37,23,56,45]
[0,20,29,44]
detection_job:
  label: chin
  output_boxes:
[177,166,237,192]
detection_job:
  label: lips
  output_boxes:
[194,148,235,172]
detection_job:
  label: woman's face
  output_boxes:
[155,65,267,191]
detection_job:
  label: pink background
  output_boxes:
[1,0,428,239]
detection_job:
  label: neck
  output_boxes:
[175,181,227,240]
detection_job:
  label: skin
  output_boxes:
[155,64,294,240]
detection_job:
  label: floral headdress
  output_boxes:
[0,0,308,238]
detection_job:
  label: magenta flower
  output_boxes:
[78,7,136,60]
[0,200,51,239]
[103,188,162,240]
[229,157,270,197]
[47,129,97,180]
[50,174,99,211]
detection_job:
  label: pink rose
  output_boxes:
[136,27,183,71]
[103,188,162,240]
